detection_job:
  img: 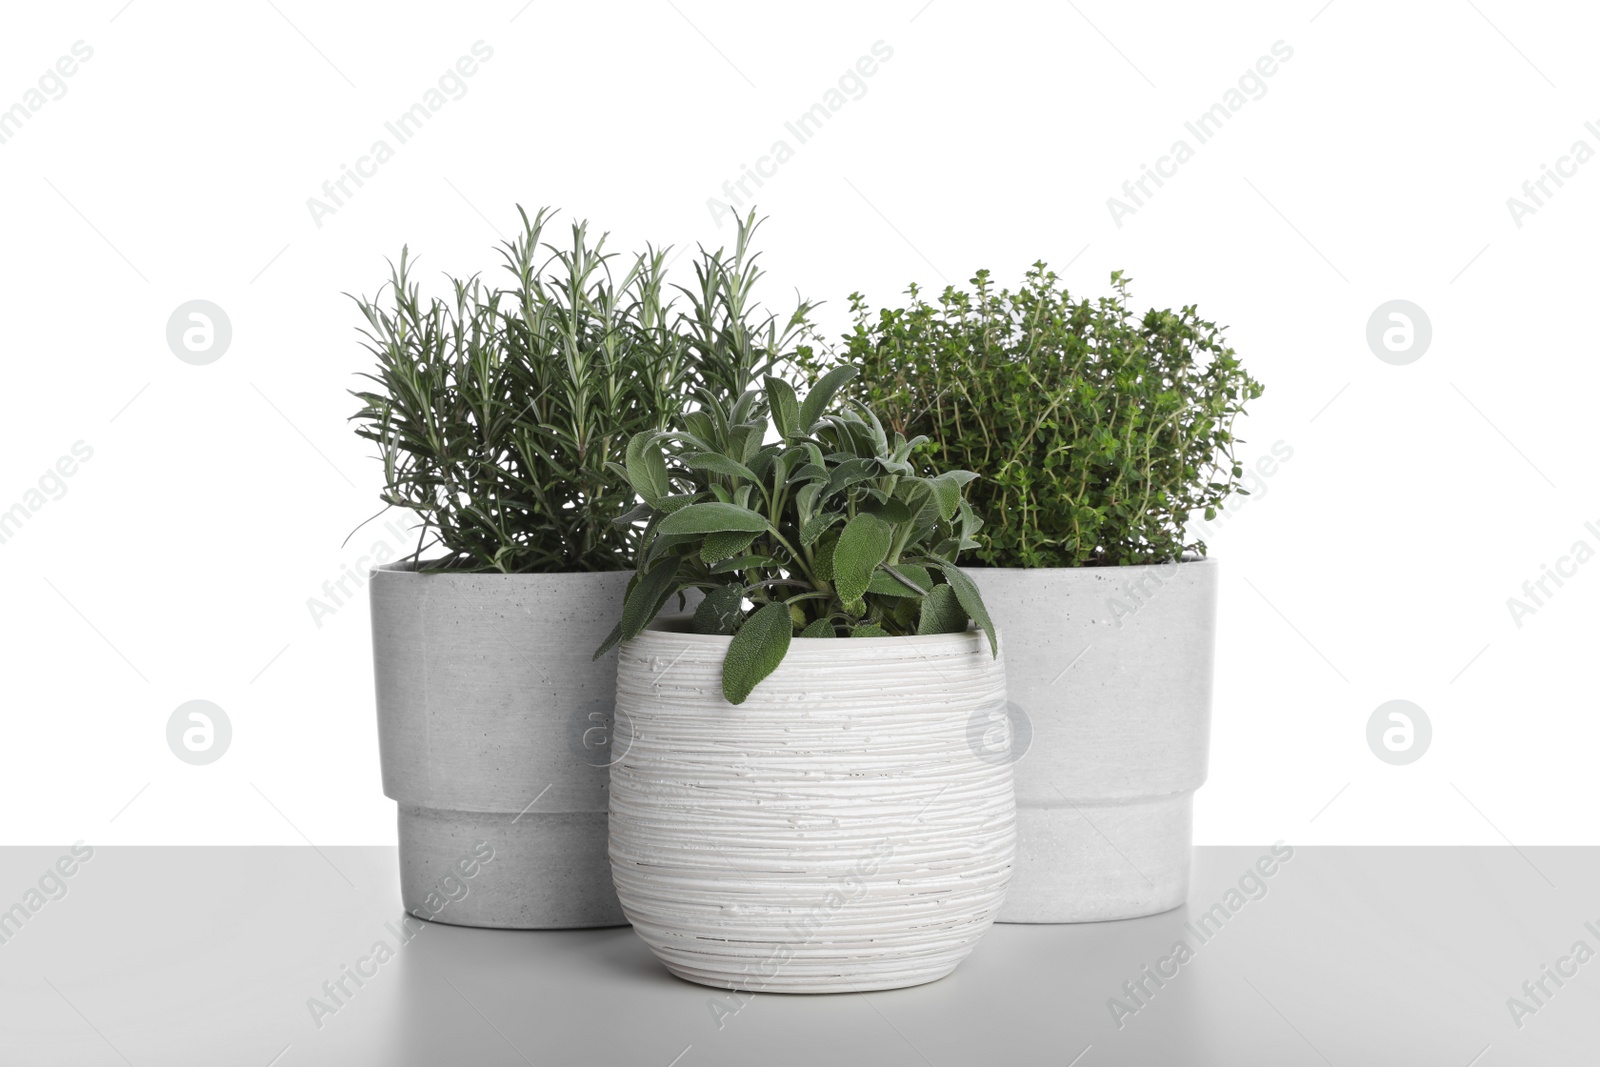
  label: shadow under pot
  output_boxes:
[608,621,1016,993]
[370,563,632,928]
[972,558,1217,923]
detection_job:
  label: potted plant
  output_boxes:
[603,369,1016,991]
[352,208,806,928]
[804,267,1264,923]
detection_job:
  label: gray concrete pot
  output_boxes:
[371,562,633,929]
[971,559,1217,923]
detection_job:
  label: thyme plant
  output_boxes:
[350,208,811,572]
[804,268,1264,568]
[600,368,997,705]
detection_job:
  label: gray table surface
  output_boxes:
[0,846,1594,1065]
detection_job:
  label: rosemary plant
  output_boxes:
[350,208,811,572]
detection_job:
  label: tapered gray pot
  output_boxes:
[371,563,632,928]
[972,559,1217,923]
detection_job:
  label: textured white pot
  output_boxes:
[609,624,1016,993]
[972,559,1217,923]
[371,563,633,928]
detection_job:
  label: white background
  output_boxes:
[1,0,1594,847]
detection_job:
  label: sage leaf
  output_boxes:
[861,495,911,525]
[814,535,837,581]
[693,584,745,635]
[937,563,998,656]
[657,501,770,535]
[699,529,758,564]
[621,556,681,642]
[928,474,962,522]
[825,458,877,497]
[710,554,775,574]
[917,583,967,634]
[722,601,793,705]
[686,452,759,482]
[798,617,836,638]
[625,432,670,505]
[592,620,624,660]
[798,365,858,432]
[766,375,801,440]
[868,563,932,597]
[832,513,892,604]
[799,510,844,547]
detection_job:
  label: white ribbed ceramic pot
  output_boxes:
[371,563,632,929]
[972,559,1217,923]
[609,624,1016,993]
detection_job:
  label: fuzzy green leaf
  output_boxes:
[813,535,837,581]
[625,433,670,505]
[722,601,793,705]
[937,563,997,656]
[860,496,912,525]
[832,513,893,604]
[928,474,962,521]
[896,479,941,530]
[766,376,801,441]
[851,622,889,638]
[730,423,765,465]
[799,511,844,547]
[868,563,932,597]
[620,556,681,642]
[825,458,877,497]
[711,554,775,574]
[768,447,797,490]
[795,482,822,519]
[657,493,703,513]
[699,529,758,564]
[644,531,700,564]
[798,617,836,638]
[686,452,759,482]
[693,584,745,635]
[730,387,762,426]
[657,502,770,535]
[790,463,830,484]
[916,583,966,634]
[592,620,624,660]
[681,410,716,445]
[746,444,781,483]
[611,500,653,528]
[799,365,859,432]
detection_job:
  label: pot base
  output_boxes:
[659,959,961,995]
[999,792,1193,923]
[398,806,626,929]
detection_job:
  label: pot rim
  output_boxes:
[371,559,633,581]
[626,616,996,655]
[964,553,1216,575]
